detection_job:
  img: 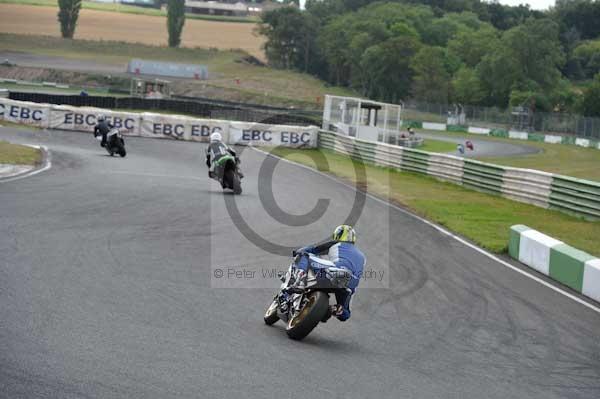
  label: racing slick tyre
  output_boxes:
[232,173,242,195]
[285,291,329,340]
[263,299,280,325]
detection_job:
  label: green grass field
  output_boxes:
[419,129,600,182]
[267,147,600,257]
[0,0,258,23]
[0,140,41,165]
[480,142,600,181]
[419,138,456,153]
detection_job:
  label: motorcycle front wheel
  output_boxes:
[263,298,280,325]
[224,169,242,195]
[232,172,242,195]
[286,291,329,340]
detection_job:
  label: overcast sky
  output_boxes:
[497,0,555,9]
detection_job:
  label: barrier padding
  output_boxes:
[509,225,600,302]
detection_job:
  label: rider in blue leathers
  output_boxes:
[294,225,365,322]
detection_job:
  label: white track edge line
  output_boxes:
[251,146,600,314]
[0,145,52,183]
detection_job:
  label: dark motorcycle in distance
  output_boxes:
[210,154,242,194]
[95,128,127,157]
[264,253,352,340]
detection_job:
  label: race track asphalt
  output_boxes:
[1,127,599,399]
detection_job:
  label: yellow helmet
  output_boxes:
[332,225,356,243]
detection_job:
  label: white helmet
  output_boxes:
[210,132,222,142]
[97,114,106,122]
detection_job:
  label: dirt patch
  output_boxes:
[0,4,265,59]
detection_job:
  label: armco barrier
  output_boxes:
[0,98,319,148]
[549,175,600,219]
[462,159,504,195]
[318,130,600,220]
[509,225,600,302]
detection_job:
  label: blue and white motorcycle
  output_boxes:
[264,252,352,340]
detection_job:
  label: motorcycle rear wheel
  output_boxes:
[286,291,329,340]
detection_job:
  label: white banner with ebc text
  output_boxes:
[139,113,229,142]
[49,105,140,135]
[1,98,317,147]
[229,122,318,147]
[0,98,50,128]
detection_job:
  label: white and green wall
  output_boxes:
[509,225,600,302]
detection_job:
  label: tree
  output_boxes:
[317,15,353,84]
[447,24,499,67]
[502,18,565,90]
[451,67,485,104]
[57,0,82,39]
[421,16,464,46]
[167,0,186,48]
[476,18,565,107]
[476,48,520,106]
[306,0,346,24]
[359,36,421,102]
[553,0,600,40]
[581,74,600,117]
[573,40,600,79]
[258,7,320,72]
[411,46,450,102]
[485,2,541,31]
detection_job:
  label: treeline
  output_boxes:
[258,0,600,116]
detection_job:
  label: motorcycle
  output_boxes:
[95,128,127,157]
[264,253,352,340]
[210,154,242,195]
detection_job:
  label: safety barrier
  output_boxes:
[509,225,600,302]
[318,131,600,220]
[8,92,319,127]
[0,98,318,148]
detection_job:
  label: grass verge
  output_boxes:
[0,140,41,165]
[419,138,456,153]
[419,129,600,182]
[267,147,600,257]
